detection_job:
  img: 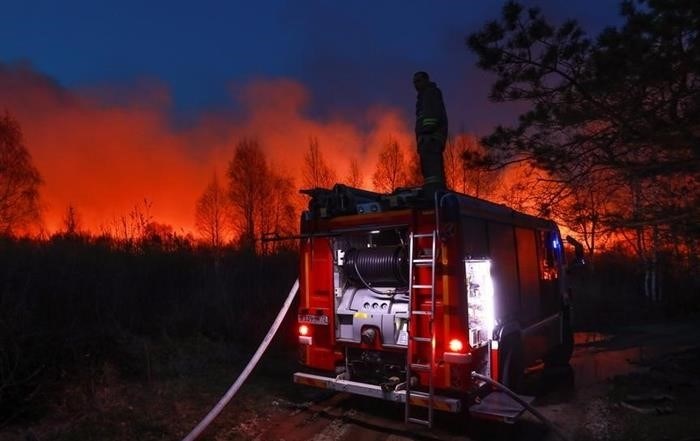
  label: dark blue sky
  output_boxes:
[1,0,622,134]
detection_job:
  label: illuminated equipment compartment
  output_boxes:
[465,259,495,349]
[333,228,411,350]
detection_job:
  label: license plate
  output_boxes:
[298,314,329,325]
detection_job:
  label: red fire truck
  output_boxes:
[293,185,575,426]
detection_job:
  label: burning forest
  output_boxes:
[1,1,699,440]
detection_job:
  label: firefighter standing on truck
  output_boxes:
[413,71,447,198]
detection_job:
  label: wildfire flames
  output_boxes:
[1,62,416,234]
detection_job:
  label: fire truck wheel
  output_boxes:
[499,334,524,393]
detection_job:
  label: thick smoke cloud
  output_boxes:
[0,62,416,234]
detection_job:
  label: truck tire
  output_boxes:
[544,316,574,367]
[499,334,524,393]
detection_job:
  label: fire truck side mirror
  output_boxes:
[565,235,586,268]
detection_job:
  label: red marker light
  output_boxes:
[299,325,310,336]
[448,338,464,352]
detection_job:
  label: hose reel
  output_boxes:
[342,246,409,288]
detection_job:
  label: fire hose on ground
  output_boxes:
[181,279,299,441]
[471,371,572,441]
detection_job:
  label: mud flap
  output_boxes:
[468,391,534,424]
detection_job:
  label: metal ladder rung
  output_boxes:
[410,363,431,371]
[412,233,434,238]
[408,391,432,398]
[407,417,431,426]
[413,259,433,265]
[411,310,432,316]
[412,284,433,289]
[412,337,432,343]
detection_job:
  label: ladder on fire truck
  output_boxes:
[405,230,437,427]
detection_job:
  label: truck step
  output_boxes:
[407,390,432,399]
[407,417,431,426]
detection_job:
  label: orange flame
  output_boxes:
[1,64,418,235]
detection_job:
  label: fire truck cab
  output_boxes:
[293,185,574,426]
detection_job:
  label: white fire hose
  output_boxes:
[182,279,299,441]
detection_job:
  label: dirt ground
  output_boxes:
[2,320,699,441]
[526,321,700,441]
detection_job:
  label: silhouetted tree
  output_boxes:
[346,158,363,188]
[227,139,269,250]
[372,138,409,193]
[108,199,154,243]
[469,1,699,179]
[227,139,298,252]
[142,221,177,250]
[302,136,336,189]
[61,204,82,237]
[260,171,297,253]
[195,173,230,249]
[552,172,622,262]
[445,134,500,197]
[468,0,700,296]
[0,112,42,235]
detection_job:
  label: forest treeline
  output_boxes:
[0,233,298,419]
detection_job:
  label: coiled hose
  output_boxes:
[343,246,408,289]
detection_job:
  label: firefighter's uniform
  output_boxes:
[414,75,447,198]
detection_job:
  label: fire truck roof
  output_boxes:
[301,185,557,232]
